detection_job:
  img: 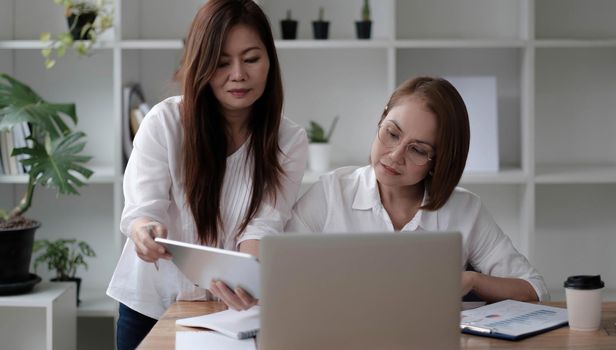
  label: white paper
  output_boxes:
[445,76,499,172]
[176,306,260,339]
[176,331,256,350]
[461,299,568,336]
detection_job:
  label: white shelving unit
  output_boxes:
[1,0,615,338]
[0,282,76,350]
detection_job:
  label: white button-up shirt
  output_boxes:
[286,165,549,301]
[107,96,308,319]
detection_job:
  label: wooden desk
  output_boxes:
[139,301,616,349]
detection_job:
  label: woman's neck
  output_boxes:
[378,182,425,231]
[224,111,251,155]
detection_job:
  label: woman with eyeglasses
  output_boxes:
[286,76,548,303]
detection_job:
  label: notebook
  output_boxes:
[176,306,260,339]
[460,299,568,340]
[259,232,462,350]
[176,331,256,350]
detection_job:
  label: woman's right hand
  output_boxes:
[129,218,172,263]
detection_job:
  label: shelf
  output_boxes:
[395,39,526,49]
[302,166,527,185]
[119,40,183,50]
[535,164,616,184]
[0,282,73,307]
[78,287,116,318]
[0,165,117,184]
[276,39,391,49]
[117,39,527,50]
[8,39,615,51]
[461,168,527,184]
[0,40,115,50]
[535,39,616,48]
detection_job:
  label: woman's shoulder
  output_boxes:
[441,186,483,211]
[148,96,182,121]
[318,165,367,188]
[277,117,308,153]
[279,117,307,138]
[140,96,181,126]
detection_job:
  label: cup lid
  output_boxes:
[564,275,604,290]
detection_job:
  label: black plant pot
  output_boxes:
[66,12,97,40]
[355,21,372,39]
[52,277,81,306]
[280,19,298,40]
[0,223,41,295]
[312,21,330,40]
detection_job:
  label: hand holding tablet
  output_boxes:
[155,238,261,299]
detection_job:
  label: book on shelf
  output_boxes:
[0,123,31,176]
[0,130,8,175]
[12,122,30,175]
[122,83,150,167]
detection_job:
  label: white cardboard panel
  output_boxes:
[446,76,499,172]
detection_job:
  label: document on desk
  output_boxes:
[460,299,568,340]
[176,331,256,350]
[176,306,259,339]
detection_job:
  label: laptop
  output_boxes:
[259,232,462,350]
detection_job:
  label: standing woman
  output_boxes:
[287,76,548,303]
[107,1,308,348]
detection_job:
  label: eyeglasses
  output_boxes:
[377,121,435,166]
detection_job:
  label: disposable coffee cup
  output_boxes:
[564,275,604,331]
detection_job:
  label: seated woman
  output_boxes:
[286,76,548,303]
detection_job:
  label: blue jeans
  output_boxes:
[116,303,158,350]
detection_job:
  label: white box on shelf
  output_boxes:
[445,76,500,173]
[0,282,76,350]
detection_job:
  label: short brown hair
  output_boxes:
[379,76,470,210]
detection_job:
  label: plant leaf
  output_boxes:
[14,131,93,195]
[307,121,327,143]
[0,74,77,139]
[40,32,52,42]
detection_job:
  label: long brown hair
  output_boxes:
[178,0,284,246]
[379,76,470,210]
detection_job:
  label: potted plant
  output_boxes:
[280,9,298,40]
[33,238,96,306]
[356,0,372,39]
[40,0,114,69]
[306,115,339,172]
[312,6,330,40]
[0,73,93,296]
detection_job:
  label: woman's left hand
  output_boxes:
[209,280,258,311]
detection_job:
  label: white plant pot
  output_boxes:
[308,143,331,172]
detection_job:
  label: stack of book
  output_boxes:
[122,83,150,168]
[0,122,31,176]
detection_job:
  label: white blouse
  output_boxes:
[286,165,549,302]
[107,96,308,319]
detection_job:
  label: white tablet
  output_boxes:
[155,237,261,298]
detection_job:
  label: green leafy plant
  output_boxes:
[0,73,93,223]
[307,115,339,143]
[361,0,371,21]
[33,239,96,279]
[40,0,114,69]
[317,6,325,21]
